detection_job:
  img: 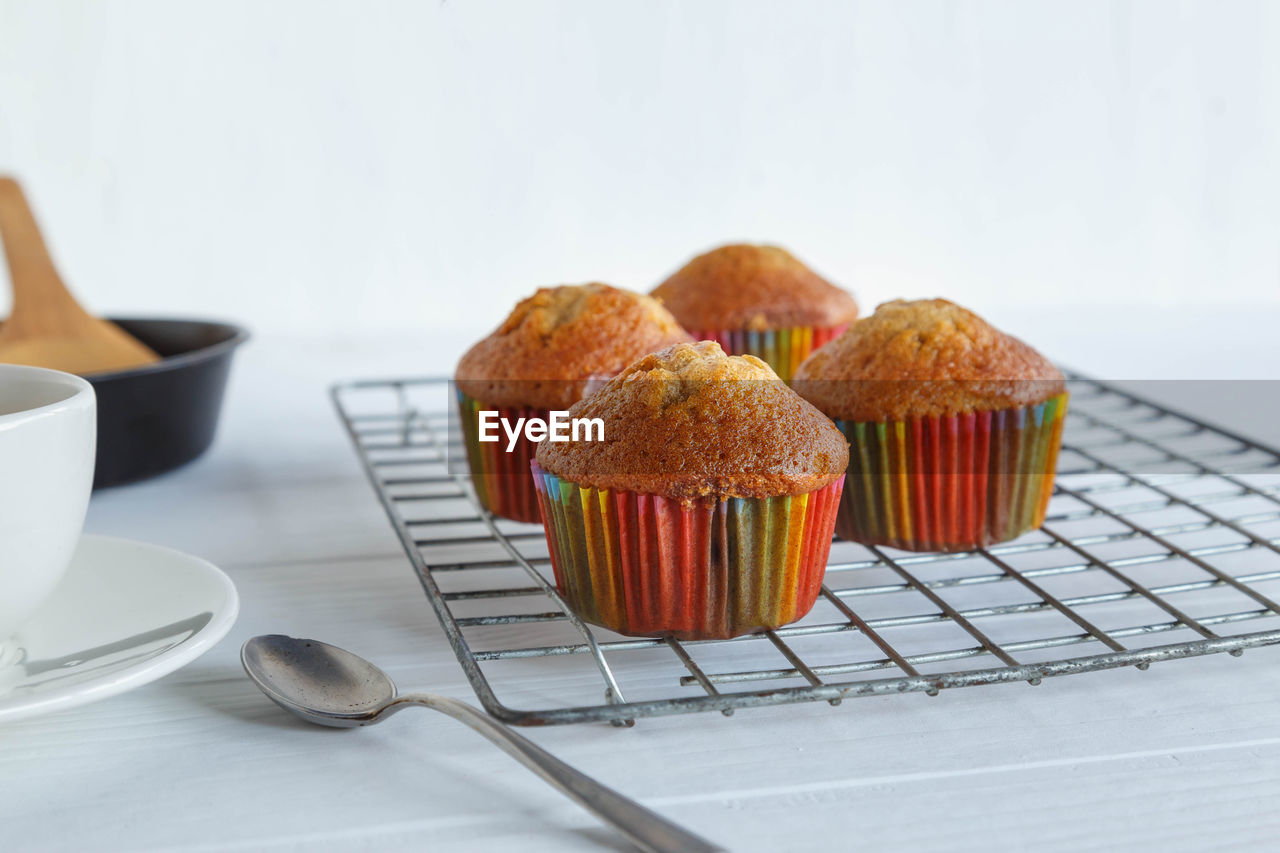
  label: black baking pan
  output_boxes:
[87,318,248,488]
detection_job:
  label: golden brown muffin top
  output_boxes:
[455,283,692,409]
[792,299,1065,422]
[535,341,849,501]
[651,244,858,330]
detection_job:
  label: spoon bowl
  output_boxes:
[242,634,395,726]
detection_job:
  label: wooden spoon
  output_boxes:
[0,176,159,375]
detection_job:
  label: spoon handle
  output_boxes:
[390,693,724,853]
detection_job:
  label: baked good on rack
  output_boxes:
[650,243,858,381]
[533,341,848,640]
[455,283,690,524]
[793,298,1067,552]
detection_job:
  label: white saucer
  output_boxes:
[0,535,239,723]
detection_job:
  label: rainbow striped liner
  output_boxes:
[690,324,847,382]
[834,393,1069,552]
[532,461,844,640]
[456,390,544,524]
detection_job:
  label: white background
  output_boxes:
[0,0,1278,368]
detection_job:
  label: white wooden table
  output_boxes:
[7,306,1280,852]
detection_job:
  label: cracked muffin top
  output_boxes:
[651,244,858,331]
[535,341,848,501]
[455,283,691,409]
[792,298,1065,422]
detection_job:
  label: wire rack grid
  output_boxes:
[332,376,1280,727]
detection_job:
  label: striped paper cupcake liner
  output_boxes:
[689,324,848,382]
[532,461,844,640]
[456,390,545,524]
[834,393,1069,552]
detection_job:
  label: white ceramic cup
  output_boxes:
[0,364,96,641]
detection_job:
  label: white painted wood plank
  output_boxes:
[8,545,1280,852]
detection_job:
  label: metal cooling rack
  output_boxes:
[332,376,1280,726]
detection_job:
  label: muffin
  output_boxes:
[532,341,848,640]
[651,243,858,381]
[455,283,691,523]
[793,299,1067,552]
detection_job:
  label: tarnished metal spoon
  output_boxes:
[241,635,723,853]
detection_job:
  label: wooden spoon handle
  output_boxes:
[0,176,92,334]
